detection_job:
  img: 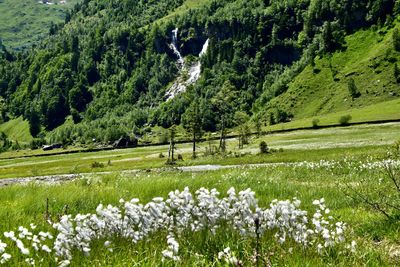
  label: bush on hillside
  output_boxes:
[91,161,104,168]
[339,115,352,126]
[312,118,320,128]
[259,141,269,154]
[347,78,361,99]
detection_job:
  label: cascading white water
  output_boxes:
[186,38,209,85]
[169,28,184,68]
[199,38,209,57]
[166,34,210,100]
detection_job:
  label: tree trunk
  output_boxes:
[219,117,225,153]
[168,139,172,161]
[171,141,175,161]
[192,130,196,159]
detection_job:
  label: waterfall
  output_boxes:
[199,38,209,57]
[165,36,210,101]
[186,38,209,84]
[169,28,184,68]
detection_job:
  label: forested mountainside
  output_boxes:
[0,0,399,145]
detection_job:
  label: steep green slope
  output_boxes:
[267,24,400,121]
[0,117,32,143]
[268,98,400,131]
[0,0,81,50]
[152,0,212,25]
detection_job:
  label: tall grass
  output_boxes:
[0,162,398,265]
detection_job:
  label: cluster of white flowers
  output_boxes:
[1,224,53,265]
[0,187,354,265]
[0,239,11,264]
[293,159,400,171]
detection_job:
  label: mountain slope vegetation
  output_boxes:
[0,0,399,146]
[0,0,81,50]
[266,24,400,121]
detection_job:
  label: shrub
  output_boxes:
[30,138,46,150]
[347,78,361,99]
[91,161,104,168]
[339,115,352,126]
[11,140,21,151]
[259,141,269,154]
[312,118,320,128]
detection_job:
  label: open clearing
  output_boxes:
[0,122,399,179]
[0,123,399,265]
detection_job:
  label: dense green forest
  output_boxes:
[0,0,399,146]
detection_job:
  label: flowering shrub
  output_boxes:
[0,187,355,265]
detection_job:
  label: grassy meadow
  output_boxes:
[0,0,81,49]
[0,122,399,179]
[0,154,399,265]
[0,122,399,265]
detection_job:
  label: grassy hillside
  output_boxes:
[153,0,211,25]
[269,24,400,121]
[0,117,33,144]
[268,98,400,131]
[0,0,80,49]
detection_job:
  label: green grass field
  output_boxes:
[0,149,398,265]
[0,123,399,265]
[0,0,80,49]
[0,122,399,179]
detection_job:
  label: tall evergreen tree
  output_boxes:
[28,107,41,137]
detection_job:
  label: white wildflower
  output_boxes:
[42,245,52,253]
[0,240,6,254]
[16,239,29,255]
[0,253,11,264]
